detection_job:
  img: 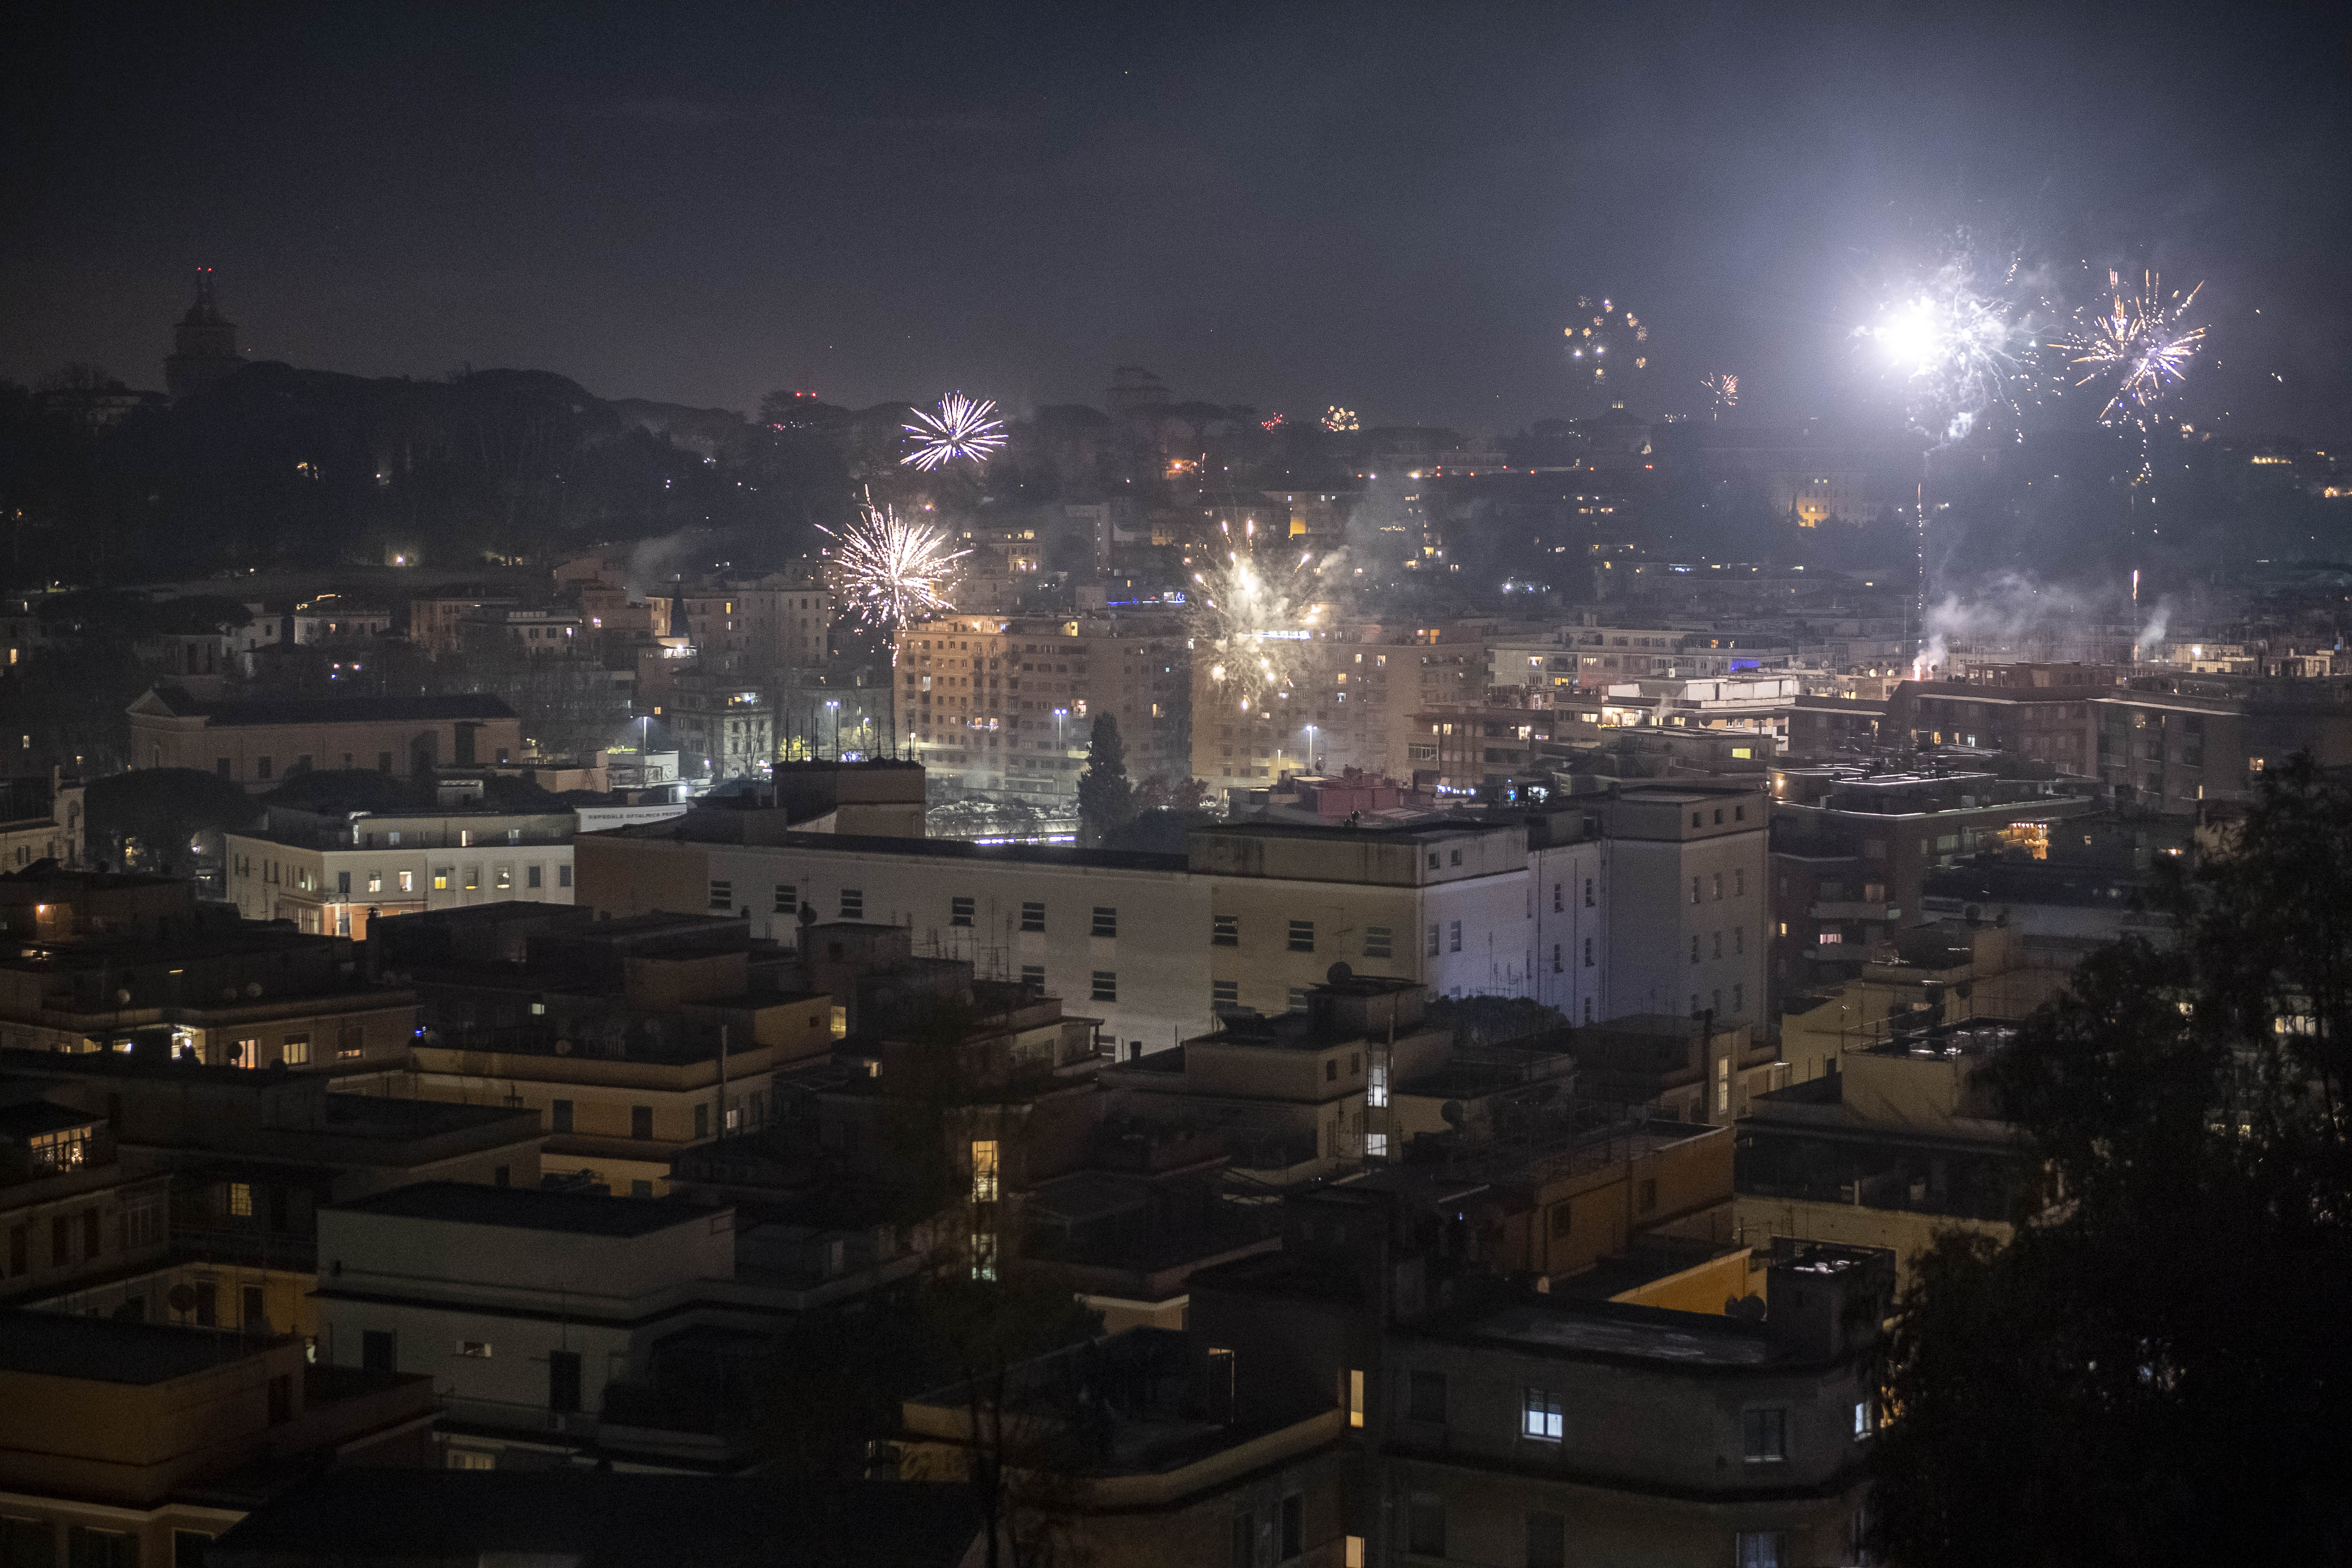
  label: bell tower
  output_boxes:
[164,268,241,399]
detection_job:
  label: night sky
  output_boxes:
[7,3,2349,439]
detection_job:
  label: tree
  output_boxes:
[1868,754,2352,1567]
[85,768,261,875]
[1073,715,1134,847]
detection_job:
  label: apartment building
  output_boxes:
[578,814,1552,1056]
[1594,785,1770,1026]
[127,687,523,787]
[0,870,417,1070]
[895,611,1188,800]
[0,1086,172,1303]
[226,799,575,939]
[662,674,774,782]
[0,1311,434,1568]
[363,904,836,1196]
[1192,620,1512,790]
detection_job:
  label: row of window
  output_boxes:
[1398,1369,1850,1464]
[1691,928,1748,961]
[1690,869,1748,903]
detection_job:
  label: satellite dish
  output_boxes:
[245,982,262,999]
[114,988,132,1006]
[1326,961,1353,985]
[553,1039,572,1055]
[167,1284,197,1315]
[1440,1100,1466,1127]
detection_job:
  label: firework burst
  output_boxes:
[2051,269,2205,422]
[1565,297,1649,387]
[1859,259,2041,442]
[1701,372,1738,411]
[901,393,1007,471]
[1187,539,1331,740]
[1320,406,1360,433]
[819,497,968,627]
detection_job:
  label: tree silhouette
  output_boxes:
[1074,715,1134,847]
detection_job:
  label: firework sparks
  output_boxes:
[1701,372,1739,410]
[2052,269,2206,422]
[819,497,968,627]
[901,393,1007,471]
[1565,297,1649,386]
[1859,259,2039,441]
[1187,544,1331,752]
[1320,406,1359,433]
[1260,412,1286,432]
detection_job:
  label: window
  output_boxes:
[631,1105,653,1140]
[551,1099,573,1133]
[1691,876,1702,904]
[432,868,451,892]
[1091,906,1117,938]
[362,1329,395,1372]
[708,879,733,911]
[1344,1538,1365,1568]
[1584,876,1595,907]
[1527,1512,1567,1568]
[1406,1493,1445,1558]
[1734,983,1745,1012]
[1020,901,1045,932]
[971,1230,999,1282]
[1448,848,1462,866]
[463,866,479,891]
[193,1282,215,1325]
[399,870,414,893]
[1735,868,1745,896]
[1735,1532,1786,1568]
[1854,1397,1876,1440]
[1021,964,1045,988]
[1716,1055,1730,1114]
[1348,1367,1365,1428]
[228,1181,254,1218]
[1550,1202,1573,1237]
[971,1140,999,1202]
[1287,919,1315,952]
[1368,1059,1388,1108]
[950,895,975,927]
[1408,1369,1447,1423]
[773,883,798,915]
[1691,935,1701,964]
[1213,980,1239,1005]
[1448,920,1462,953]
[1582,936,1594,969]
[1211,913,1239,946]
[83,1209,102,1259]
[558,864,572,889]
[282,1033,310,1066]
[548,1349,583,1415]
[1364,925,1391,959]
[527,864,542,889]
[1426,924,1440,957]
[257,757,273,780]
[1552,882,1563,912]
[840,888,864,919]
[1523,1385,1563,1441]
[1712,932,1723,959]
[1092,971,1117,1002]
[1734,926,1744,956]
[1552,943,1562,974]
[694,1103,710,1141]
[493,865,512,890]
[1743,1407,1788,1463]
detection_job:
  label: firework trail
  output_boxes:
[902,393,1008,471]
[1701,372,1738,412]
[819,496,968,627]
[2051,269,2206,422]
[1565,297,1648,387]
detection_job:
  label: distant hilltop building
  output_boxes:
[163,267,241,399]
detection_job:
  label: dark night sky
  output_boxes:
[6,2,2349,439]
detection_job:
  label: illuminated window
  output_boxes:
[228,1182,254,1218]
[1523,1385,1564,1441]
[970,1140,999,1203]
[432,869,451,892]
[400,871,414,893]
[281,1034,310,1066]
[1348,1368,1366,1428]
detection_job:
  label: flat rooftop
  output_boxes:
[1456,1296,1785,1368]
[0,1308,261,1384]
[331,1179,718,1237]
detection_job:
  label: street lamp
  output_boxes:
[824,700,841,761]
[1304,723,1318,772]
[1054,708,1070,798]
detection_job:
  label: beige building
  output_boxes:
[1192,619,1518,789]
[662,675,774,782]
[226,802,575,939]
[0,1310,435,1568]
[896,612,1188,801]
[1,1091,172,1304]
[128,687,523,788]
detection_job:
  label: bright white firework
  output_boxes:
[1701,372,1739,411]
[1187,542,1330,752]
[819,498,969,627]
[1321,406,1360,433]
[1565,296,1649,386]
[2052,270,2206,422]
[1859,260,2038,442]
[901,393,1007,471]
